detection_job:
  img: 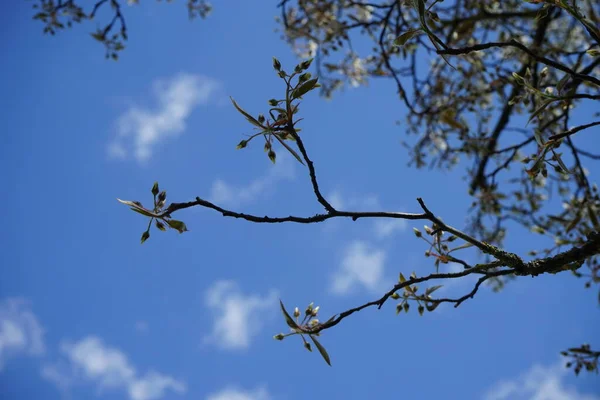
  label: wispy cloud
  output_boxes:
[326,190,407,238]
[209,154,295,207]
[0,297,45,370]
[483,359,600,400]
[204,281,278,350]
[373,217,407,239]
[109,73,220,163]
[331,241,386,295]
[206,385,271,400]
[326,190,380,211]
[42,336,186,400]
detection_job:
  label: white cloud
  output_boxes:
[206,385,271,400]
[483,359,600,400]
[109,73,220,163]
[128,372,186,400]
[331,241,386,295]
[373,217,407,239]
[0,297,45,370]
[209,153,295,207]
[43,336,186,400]
[326,190,380,211]
[204,281,278,350]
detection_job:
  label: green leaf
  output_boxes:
[425,285,444,296]
[230,97,265,128]
[91,31,105,42]
[425,301,440,312]
[527,99,554,126]
[129,207,158,218]
[118,199,160,217]
[448,242,474,253]
[292,78,319,99]
[399,272,407,283]
[279,300,300,330]
[393,29,422,47]
[273,134,305,165]
[167,219,188,233]
[309,335,331,366]
[552,150,571,175]
[156,220,166,231]
[413,0,427,27]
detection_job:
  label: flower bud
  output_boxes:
[272,57,282,71]
[305,302,314,316]
[512,72,525,85]
[236,139,248,150]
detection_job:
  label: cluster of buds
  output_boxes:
[274,301,331,365]
[233,57,320,166]
[412,224,462,270]
[118,181,188,244]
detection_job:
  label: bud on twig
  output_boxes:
[272,57,282,71]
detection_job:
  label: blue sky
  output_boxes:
[1,1,599,399]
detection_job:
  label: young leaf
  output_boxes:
[440,109,466,130]
[230,97,265,128]
[129,207,158,218]
[292,78,319,99]
[425,301,440,312]
[273,134,305,165]
[167,219,188,233]
[156,220,166,231]
[527,99,554,126]
[117,199,160,217]
[393,29,422,47]
[552,151,571,175]
[425,285,444,296]
[279,300,300,330]
[448,242,474,253]
[309,335,331,366]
